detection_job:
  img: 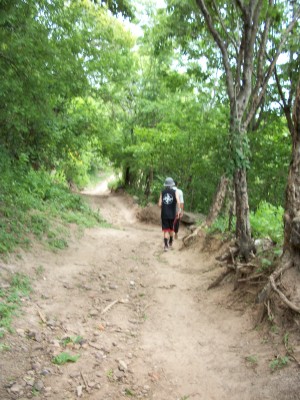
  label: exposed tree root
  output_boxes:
[182,229,200,247]
[256,261,293,304]
[208,268,232,290]
[269,275,300,313]
[188,229,300,319]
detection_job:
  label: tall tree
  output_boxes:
[284,74,300,266]
[158,0,300,258]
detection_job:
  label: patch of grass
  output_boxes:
[270,324,279,334]
[245,355,258,365]
[125,388,135,397]
[269,356,289,372]
[283,332,294,355]
[34,265,45,279]
[31,388,39,396]
[52,352,80,365]
[142,313,148,321]
[47,237,69,251]
[106,368,114,380]
[60,335,83,347]
[0,157,107,257]
[0,273,32,338]
[30,213,50,239]
[0,343,10,351]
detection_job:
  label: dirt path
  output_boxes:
[1,181,300,400]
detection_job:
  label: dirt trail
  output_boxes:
[1,180,300,400]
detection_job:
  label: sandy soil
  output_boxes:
[1,179,300,400]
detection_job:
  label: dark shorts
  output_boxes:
[161,218,175,232]
[173,216,180,233]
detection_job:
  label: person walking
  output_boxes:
[173,181,184,239]
[158,177,180,251]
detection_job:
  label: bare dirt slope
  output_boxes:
[1,181,300,400]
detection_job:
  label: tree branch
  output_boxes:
[195,0,235,103]
[211,0,238,54]
[244,7,300,129]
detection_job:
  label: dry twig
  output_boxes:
[101,299,119,315]
[80,370,90,393]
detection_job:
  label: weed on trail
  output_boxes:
[269,356,289,372]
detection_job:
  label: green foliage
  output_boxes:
[248,117,290,209]
[257,257,273,274]
[0,150,105,255]
[206,201,284,244]
[0,273,31,338]
[52,352,80,365]
[250,202,284,244]
[207,215,235,235]
[0,0,135,186]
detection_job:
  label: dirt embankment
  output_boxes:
[0,185,300,400]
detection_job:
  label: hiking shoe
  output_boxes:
[164,245,168,252]
[175,233,178,239]
[169,242,174,250]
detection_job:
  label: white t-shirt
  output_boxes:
[173,186,184,205]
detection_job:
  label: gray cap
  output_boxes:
[164,177,175,187]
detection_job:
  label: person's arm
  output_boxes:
[158,193,162,208]
[175,191,181,217]
[179,190,184,217]
[180,202,184,217]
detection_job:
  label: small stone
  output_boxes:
[109,284,118,290]
[34,379,44,392]
[69,372,81,379]
[114,370,124,380]
[118,360,127,371]
[16,329,26,337]
[10,383,23,394]
[77,385,83,397]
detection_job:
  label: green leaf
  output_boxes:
[52,352,80,365]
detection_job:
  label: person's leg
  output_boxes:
[169,219,174,249]
[164,231,169,250]
[174,217,180,239]
[162,219,169,251]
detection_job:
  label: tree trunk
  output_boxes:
[205,175,229,227]
[230,111,254,261]
[234,168,254,261]
[283,75,300,269]
[124,166,131,186]
[144,168,153,198]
